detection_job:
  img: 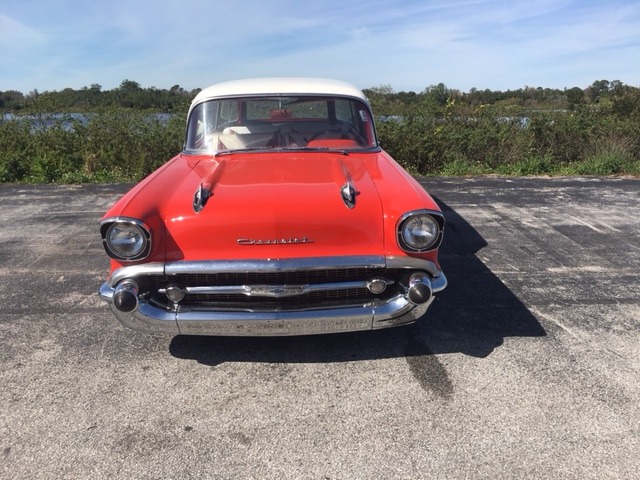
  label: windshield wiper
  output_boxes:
[215,146,350,157]
[214,147,273,157]
[281,146,349,155]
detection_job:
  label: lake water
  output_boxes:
[1,112,173,130]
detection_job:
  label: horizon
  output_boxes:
[3,77,634,97]
[2,0,639,94]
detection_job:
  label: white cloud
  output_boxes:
[0,14,46,49]
[1,0,639,92]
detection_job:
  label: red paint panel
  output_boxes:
[102,150,442,273]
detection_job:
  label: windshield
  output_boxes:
[185,96,377,153]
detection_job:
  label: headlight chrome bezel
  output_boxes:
[397,210,445,253]
[100,217,152,261]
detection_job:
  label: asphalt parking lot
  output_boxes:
[1,177,639,479]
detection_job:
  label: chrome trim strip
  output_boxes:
[385,256,440,276]
[106,255,441,287]
[100,216,152,231]
[164,256,387,274]
[108,263,165,287]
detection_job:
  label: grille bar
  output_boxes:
[176,280,385,298]
[180,287,377,311]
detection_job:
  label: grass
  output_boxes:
[431,156,640,177]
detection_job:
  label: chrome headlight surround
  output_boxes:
[100,217,152,261]
[397,210,445,253]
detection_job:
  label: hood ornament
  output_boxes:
[193,183,211,213]
[341,181,359,209]
[336,159,359,209]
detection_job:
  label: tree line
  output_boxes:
[2,78,639,115]
[0,80,199,112]
[363,79,640,117]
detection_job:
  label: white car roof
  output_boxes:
[191,77,368,107]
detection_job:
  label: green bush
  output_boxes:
[0,108,185,183]
[375,104,640,177]
[0,118,34,182]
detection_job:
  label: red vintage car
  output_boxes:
[98,78,446,335]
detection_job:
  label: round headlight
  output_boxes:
[399,213,441,252]
[105,222,149,260]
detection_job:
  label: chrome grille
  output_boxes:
[182,287,375,310]
[148,267,401,312]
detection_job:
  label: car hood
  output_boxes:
[161,153,385,261]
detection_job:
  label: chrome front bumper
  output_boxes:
[98,256,447,336]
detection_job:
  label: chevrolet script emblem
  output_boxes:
[249,285,307,297]
[237,237,313,245]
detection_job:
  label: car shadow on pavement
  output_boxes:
[169,198,546,367]
[416,198,547,357]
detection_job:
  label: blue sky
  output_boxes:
[1,0,639,93]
